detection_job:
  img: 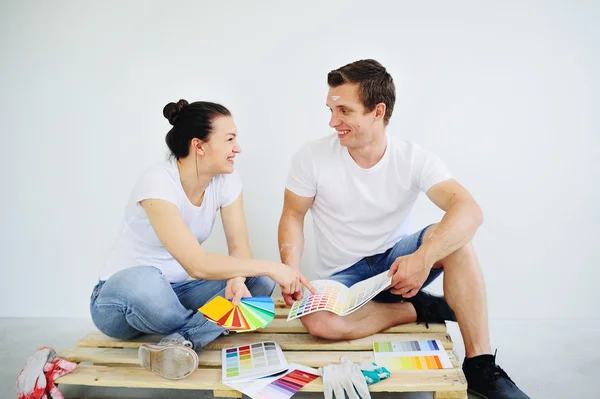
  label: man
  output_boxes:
[278,59,529,398]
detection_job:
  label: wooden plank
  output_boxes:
[260,318,446,333]
[273,297,286,308]
[58,347,460,368]
[58,347,140,366]
[213,390,243,398]
[56,365,467,393]
[433,390,468,399]
[78,332,453,351]
[192,332,451,351]
[274,307,288,318]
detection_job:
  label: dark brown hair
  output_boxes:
[163,100,231,159]
[327,59,396,125]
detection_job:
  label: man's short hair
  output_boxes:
[328,59,396,126]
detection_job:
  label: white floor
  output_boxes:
[2,318,597,399]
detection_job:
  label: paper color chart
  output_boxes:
[345,271,392,313]
[374,340,442,352]
[287,280,345,319]
[256,368,319,399]
[222,341,288,383]
[223,363,318,399]
[287,271,392,320]
[373,340,453,371]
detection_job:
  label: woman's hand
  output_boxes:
[225,277,251,305]
[270,264,316,297]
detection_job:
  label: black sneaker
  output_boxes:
[463,352,530,398]
[404,290,456,328]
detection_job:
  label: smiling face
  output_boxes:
[326,83,386,149]
[192,115,241,174]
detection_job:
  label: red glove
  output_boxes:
[16,347,77,399]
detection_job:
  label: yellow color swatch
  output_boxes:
[198,296,235,321]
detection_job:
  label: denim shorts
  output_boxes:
[328,225,443,303]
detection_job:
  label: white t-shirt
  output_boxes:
[286,133,452,278]
[100,159,242,282]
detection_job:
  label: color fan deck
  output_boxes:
[55,298,467,398]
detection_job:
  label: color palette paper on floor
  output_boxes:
[222,341,289,383]
[224,363,318,399]
[255,365,318,399]
[287,270,391,320]
[198,296,275,332]
[373,340,453,371]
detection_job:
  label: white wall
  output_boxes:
[1,0,598,319]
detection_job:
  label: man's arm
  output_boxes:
[389,178,483,296]
[278,189,314,268]
[278,189,314,304]
[419,178,484,266]
[278,189,315,270]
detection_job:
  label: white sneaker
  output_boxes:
[138,342,198,380]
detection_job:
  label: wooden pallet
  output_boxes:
[56,298,467,398]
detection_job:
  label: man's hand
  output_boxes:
[225,277,251,305]
[387,250,432,298]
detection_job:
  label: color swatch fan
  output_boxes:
[198,296,275,332]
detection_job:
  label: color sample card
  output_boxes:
[373,340,453,371]
[200,296,275,332]
[222,341,288,383]
[374,340,443,352]
[224,363,318,399]
[256,367,319,399]
[198,296,235,321]
[287,270,391,320]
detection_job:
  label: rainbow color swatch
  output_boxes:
[221,341,288,383]
[373,340,453,371]
[223,363,319,399]
[199,296,275,332]
[287,271,391,320]
[256,368,319,399]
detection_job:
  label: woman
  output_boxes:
[90,99,314,380]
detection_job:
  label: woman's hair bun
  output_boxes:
[163,99,189,125]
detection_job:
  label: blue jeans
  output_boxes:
[90,266,276,349]
[329,225,443,303]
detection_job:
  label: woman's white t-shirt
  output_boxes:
[100,159,242,282]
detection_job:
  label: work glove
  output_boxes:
[318,357,371,399]
[16,346,77,399]
[357,361,391,385]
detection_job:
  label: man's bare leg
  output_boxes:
[440,241,491,357]
[302,224,492,354]
[424,227,530,397]
[301,300,416,340]
[422,224,491,357]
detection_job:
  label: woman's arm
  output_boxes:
[220,193,251,302]
[220,192,252,260]
[140,198,273,280]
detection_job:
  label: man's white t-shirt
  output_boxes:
[100,159,242,283]
[286,133,452,278]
